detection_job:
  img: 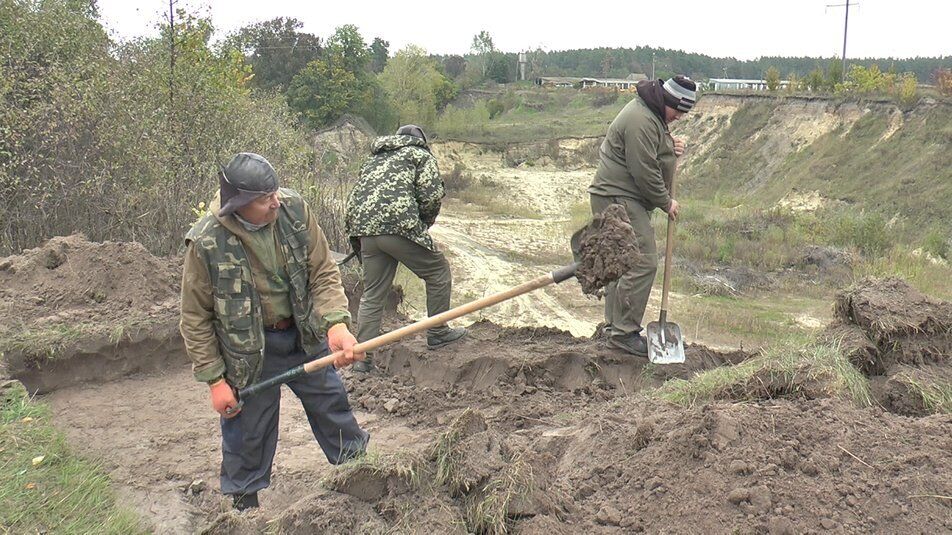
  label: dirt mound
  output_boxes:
[0,234,182,392]
[206,399,952,534]
[573,203,640,295]
[829,277,951,374]
[344,321,752,428]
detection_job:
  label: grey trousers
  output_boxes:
[356,235,452,343]
[590,194,659,338]
[219,327,369,496]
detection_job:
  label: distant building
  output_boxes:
[707,78,790,91]
[580,73,648,91]
[535,76,583,88]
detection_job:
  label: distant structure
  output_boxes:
[534,73,648,90]
[707,78,790,91]
[518,52,527,81]
[534,76,583,88]
[580,73,648,91]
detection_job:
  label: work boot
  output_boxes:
[352,354,375,373]
[607,333,648,357]
[232,492,259,512]
[427,327,467,349]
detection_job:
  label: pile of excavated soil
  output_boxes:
[344,321,750,429]
[825,277,951,415]
[0,234,182,392]
[0,234,180,325]
[573,203,640,295]
[206,399,951,534]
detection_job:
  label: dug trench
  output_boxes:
[1,236,950,533]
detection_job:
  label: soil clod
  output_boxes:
[573,203,641,295]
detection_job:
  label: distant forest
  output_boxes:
[434,47,951,84]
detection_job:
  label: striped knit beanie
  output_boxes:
[662,75,697,112]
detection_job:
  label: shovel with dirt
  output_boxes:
[231,204,641,406]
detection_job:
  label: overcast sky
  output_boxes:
[95,0,950,61]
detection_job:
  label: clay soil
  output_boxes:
[1,237,950,534]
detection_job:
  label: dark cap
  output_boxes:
[218,153,279,217]
[396,124,427,144]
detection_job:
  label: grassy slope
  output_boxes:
[0,385,144,533]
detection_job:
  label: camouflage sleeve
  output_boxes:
[303,201,352,334]
[415,153,444,227]
[179,243,226,383]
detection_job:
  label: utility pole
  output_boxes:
[827,0,856,82]
[651,52,656,80]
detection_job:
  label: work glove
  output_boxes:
[328,323,363,368]
[209,378,241,418]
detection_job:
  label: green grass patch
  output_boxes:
[892,369,952,414]
[0,320,146,362]
[323,449,424,492]
[655,340,872,407]
[0,385,144,533]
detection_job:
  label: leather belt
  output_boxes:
[267,317,294,331]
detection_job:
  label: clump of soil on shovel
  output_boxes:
[573,203,640,295]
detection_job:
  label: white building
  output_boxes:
[707,78,790,91]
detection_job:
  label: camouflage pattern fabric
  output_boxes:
[345,135,445,251]
[184,189,338,388]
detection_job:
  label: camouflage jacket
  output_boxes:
[179,188,351,387]
[345,135,445,251]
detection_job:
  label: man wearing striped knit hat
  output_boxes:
[587,75,697,356]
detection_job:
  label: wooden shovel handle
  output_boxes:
[659,163,678,315]
[303,263,578,373]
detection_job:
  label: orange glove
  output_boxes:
[209,378,240,418]
[327,323,363,368]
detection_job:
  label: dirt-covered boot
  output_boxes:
[607,333,648,357]
[427,327,467,349]
[232,492,259,512]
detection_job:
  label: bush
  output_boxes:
[822,210,891,257]
[922,228,950,260]
[591,89,620,107]
[0,3,348,254]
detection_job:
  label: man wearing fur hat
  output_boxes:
[345,125,466,373]
[588,75,697,356]
[180,152,369,511]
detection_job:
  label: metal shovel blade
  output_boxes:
[645,319,685,364]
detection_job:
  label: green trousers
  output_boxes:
[356,235,453,344]
[589,194,659,338]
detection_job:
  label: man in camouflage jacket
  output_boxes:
[345,125,466,372]
[180,152,369,511]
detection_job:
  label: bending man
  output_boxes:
[345,125,466,373]
[588,76,696,356]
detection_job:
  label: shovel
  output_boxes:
[646,165,685,364]
[230,261,581,407]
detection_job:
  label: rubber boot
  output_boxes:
[232,492,259,511]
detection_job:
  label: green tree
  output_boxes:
[379,44,456,126]
[765,66,781,91]
[225,18,321,92]
[370,37,389,73]
[325,24,370,74]
[287,58,363,127]
[897,73,918,106]
[805,67,825,92]
[826,59,843,90]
